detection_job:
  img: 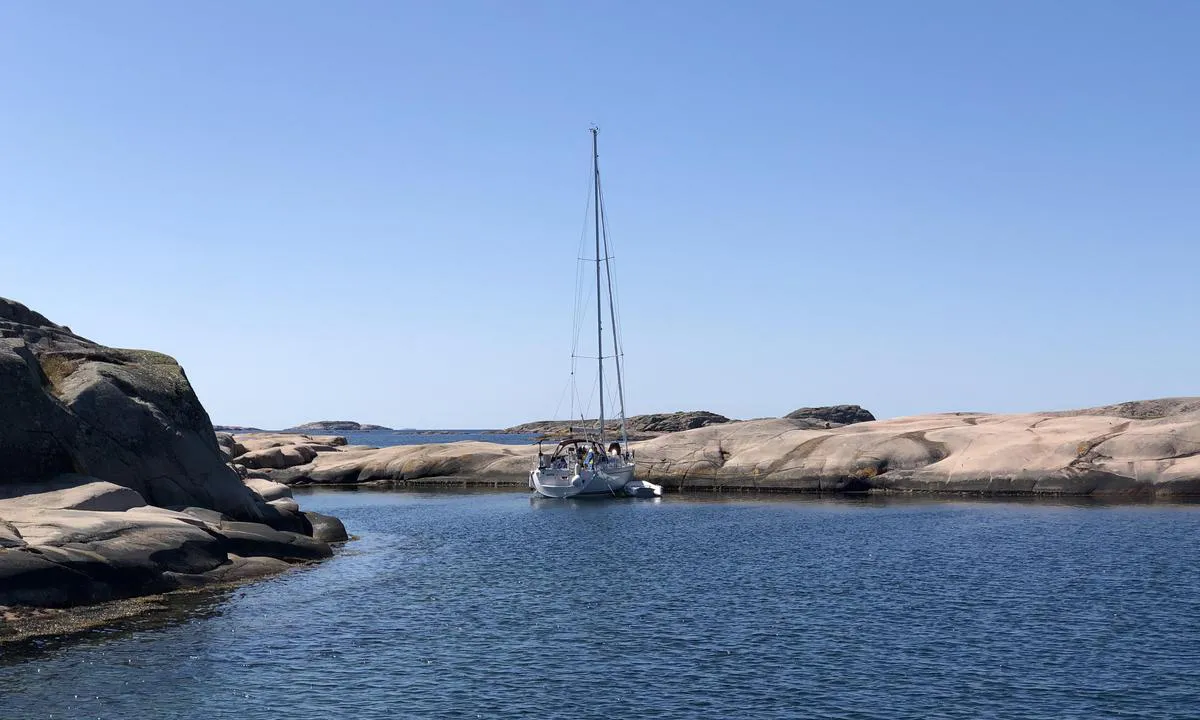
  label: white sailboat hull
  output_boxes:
[531,459,634,499]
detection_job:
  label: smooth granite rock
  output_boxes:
[632,402,1200,496]
[0,476,147,513]
[236,444,320,470]
[214,521,332,561]
[215,432,248,461]
[0,298,345,615]
[0,520,25,549]
[0,298,261,519]
[248,399,1200,497]
[305,511,349,543]
[244,477,294,502]
[234,434,347,454]
[0,500,333,608]
[0,550,100,607]
[257,441,533,486]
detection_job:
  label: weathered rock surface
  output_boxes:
[283,421,392,433]
[246,398,1200,497]
[237,444,321,470]
[244,477,294,502]
[0,298,260,518]
[634,402,1200,496]
[254,441,531,486]
[0,298,344,621]
[784,405,876,426]
[631,411,733,433]
[0,483,331,609]
[236,433,347,453]
[0,476,147,512]
[1051,397,1200,420]
[0,520,24,548]
[215,432,248,461]
[305,511,349,543]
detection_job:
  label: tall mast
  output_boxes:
[592,127,604,444]
[598,175,629,449]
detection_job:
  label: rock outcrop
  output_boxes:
[234,439,531,486]
[1,299,260,518]
[0,478,331,608]
[305,511,349,543]
[784,405,876,426]
[504,410,732,437]
[630,411,732,433]
[634,403,1200,495]
[0,298,344,624]
[235,399,1200,497]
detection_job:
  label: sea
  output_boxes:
[331,429,539,448]
[2,436,1199,718]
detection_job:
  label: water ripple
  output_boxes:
[2,493,1199,719]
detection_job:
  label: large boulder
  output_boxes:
[243,477,293,502]
[215,432,248,461]
[0,475,147,512]
[236,444,321,470]
[0,298,260,519]
[304,511,349,543]
[784,405,876,426]
[629,411,731,433]
[0,502,331,607]
[0,298,345,615]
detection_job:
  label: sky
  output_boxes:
[1,1,1197,429]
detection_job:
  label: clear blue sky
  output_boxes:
[2,1,1197,429]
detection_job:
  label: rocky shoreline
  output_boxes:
[233,399,1200,498]
[5,292,1200,644]
[0,298,347,645]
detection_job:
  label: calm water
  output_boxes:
[3,491,1200,719]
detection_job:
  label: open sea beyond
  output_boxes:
[2,487,1199,718]
[310,429,540,447]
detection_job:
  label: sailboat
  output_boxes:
[529,128,660,499]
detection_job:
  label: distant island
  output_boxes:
[283,420,394,433]
[218,408,879,440]
[502,406,877,438]
[503,410,733,438]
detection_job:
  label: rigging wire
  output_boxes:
[596,169,630,445]
[551,375,572,424]
[568,160,595,422]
